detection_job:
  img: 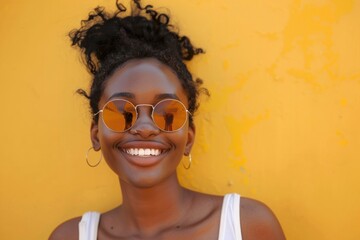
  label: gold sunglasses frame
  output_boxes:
[94,98,191,133]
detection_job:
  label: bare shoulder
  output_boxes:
[240,197,286,240]
[187,189,224,211]
[48,216,81,240]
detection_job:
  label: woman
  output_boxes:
[50,0,285,239]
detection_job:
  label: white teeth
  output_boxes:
[125,148,162,157]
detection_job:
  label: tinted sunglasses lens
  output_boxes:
[153,100,187,131]
[102,100,136,132]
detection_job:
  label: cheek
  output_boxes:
[98,124,115,148]
[170,129,189,154]
[97,126,122,166]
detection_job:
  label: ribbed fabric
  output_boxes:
[218,193,242,240]
[78,193,242,240]
[79,211,100,240]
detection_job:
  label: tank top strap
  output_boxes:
[218,193,242,240]
[79,211,100,240]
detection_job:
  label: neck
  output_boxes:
[118,174,193,236]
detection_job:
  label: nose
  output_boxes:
[128,106,160,137]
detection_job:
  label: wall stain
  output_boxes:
[268,0,355,90]
[226,111,270,169]
[336,130,349,147]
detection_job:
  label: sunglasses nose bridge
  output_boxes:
[134,104,155,118]
[131,104,157,129]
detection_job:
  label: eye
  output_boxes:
[123,111,134,130]
[164,113,174,131]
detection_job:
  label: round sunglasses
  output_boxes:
[94,98,191,132]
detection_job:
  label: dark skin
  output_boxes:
[49,58,285,240]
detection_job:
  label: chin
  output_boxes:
[119,169,177,189]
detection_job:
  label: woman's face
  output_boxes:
[91,58,195,188]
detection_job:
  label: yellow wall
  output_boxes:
[0,0,359,239]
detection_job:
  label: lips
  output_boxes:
[124,148,163,157]
[117,141,170,167]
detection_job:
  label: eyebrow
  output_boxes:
[108,92,180,101]
[108,92,135,100]
[154,93,180,101]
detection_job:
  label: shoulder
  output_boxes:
[48,216,82,240]
[240,197,286,240]
[188,190,224,213]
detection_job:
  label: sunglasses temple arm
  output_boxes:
[94,110,103,116]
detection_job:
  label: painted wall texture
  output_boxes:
[0,0,359,239]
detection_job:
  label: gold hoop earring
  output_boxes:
[86,147,102,167]
[182,154,192,169]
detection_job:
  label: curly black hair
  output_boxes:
[69,0,208,126]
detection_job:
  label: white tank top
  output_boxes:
[79,193,242,240]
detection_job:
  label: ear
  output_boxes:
[184,124,196,156]
[90,120,101,151]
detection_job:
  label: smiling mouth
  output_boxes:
[123,148,164,157]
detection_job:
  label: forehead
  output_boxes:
[101,58,187,104]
